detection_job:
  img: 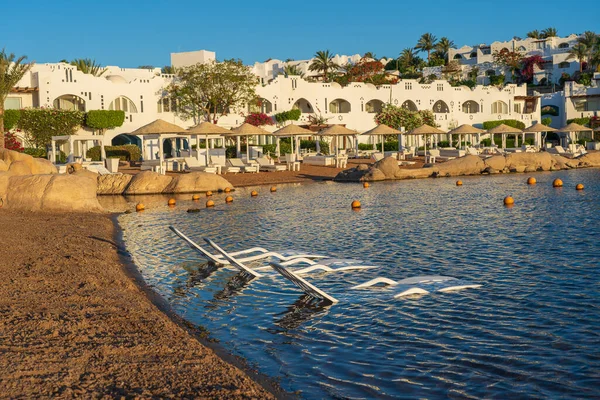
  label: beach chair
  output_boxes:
[227,158,259,173]
[371,152,384,162]
[256,157,287,172]
[183,157,217,174]
[209,156,240,174]
[351,275,482,298]
[269,262,339,304]
[425,149,440,164]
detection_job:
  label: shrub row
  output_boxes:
[274,109,301,124]
[482,119,526,130]
[86,145,141,162]
[23,147,67,163]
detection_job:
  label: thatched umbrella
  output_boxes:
[557,122,592,145]
[224,123,272,159]
[186,122,230,164]
[404,124,446,157]
[486,124,523,149]
[447,124,485,149]
[272,124,314,157]
[361,124,402,153]
[130,119,186,167]
[316,125,359,156]
[524,122,557,148]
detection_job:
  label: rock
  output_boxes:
[550,155,571,170]
[524,166,537,173]
[505,152,553,172]
[66,163,83,174]
[124,171,173,195]
[72,169,100,182]
[356,164,369,171]
[0,172,9,201]
[33,158,58,174]
[362,167,386,182]
[97,173,133,195]
[434,155,485,177]
[578,152,600,167]
[8,160,32,176]
[334,167,369,182]
[0,160,8,172]
[483,167,499,174]
[163,172,233,194]
[3,174,102,212]
[484,156,506,172]
[0,149,57,175]
[373,157,400,179]
[395,168,436,179]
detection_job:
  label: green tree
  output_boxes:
[166,59,257,124]
[541,27,557,38]
[493,48,523,81]
[567,43,588,72]
[415,33,438,65]
[70,58,106,77]
[161,65,176,74]
[138,65,154,70]
[308,50,339,82]
[362,52,377,60]
[578,31,599,65]
[434,37,456,64]
[282,64,304,77]
[0,49,33,149]
[527,30,541,39]
[397,48,420,71]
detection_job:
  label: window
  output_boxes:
[462,101,479,114]
[4,97,21,110]
[486,69,496,77]
[405,82,412,90]
[470,52,478,58]
[432,100,449,113]
[514,103,522,114]
[53,94,86,111]
[157,97,177,113]
[453,54,462,59]
[573,98,600,112]
[328,99,351,113]
[491,101,508,114]
[558,62,570,68]
[558,42,569,49]
[518,46,527,52]
[109,96,137,113]
[401,100,418,111]
[437,84,444,91]
[365,100,383,113]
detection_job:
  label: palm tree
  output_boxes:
[578,31,599,64]
[0,49,33,149]
[527,30,541,39]
[161,65,176,74]
[308,50,339,82]
[70,58,106,77]
[435,37,456,64]
[362,52,376,60]
[541,27,558,38]
[415,33,438,65]
[591,36,600,70]
[567,43,588,72]
[282,64,304,77]
[397,48,420,72]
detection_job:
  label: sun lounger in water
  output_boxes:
[169,226,325,264]
[351,275,482,297]
[269,262,339,304]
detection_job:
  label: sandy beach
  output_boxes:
[0,211,277,398]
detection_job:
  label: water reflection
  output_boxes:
[272,294,333,331]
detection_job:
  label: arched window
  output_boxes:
[517,46,527,52]
[491,101,508,114]
[249,98,273,114]
[328,98,351,113]
[470,52,478,58]
[462,101,479,114]
[292,98,313,113]
[558,61,570,68]
[486,69,496,77]
[109,96,137,113]
[365,99,383,113]
[53,94,86,111]
[401,100,418,111]
[453,54,463,59]
[432,100,449,113]
[558,42,569,49]
[157,97,177,113]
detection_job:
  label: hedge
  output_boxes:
[274,109,301,124]
[541,117,552,126]
[566,117,590,126]
[482,119,526,130]
[85,110,125,130]
[86,145,141,162]
[3,109,21,130]
[23,147,67,163]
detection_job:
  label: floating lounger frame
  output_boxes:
[204,238,262,278]
[169,226,224,264]
[269,262,339,304]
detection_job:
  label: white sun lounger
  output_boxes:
[169,226,325,264]
[253,257,378,274]
[351,275,482,297]
[204,238,262,277]
[269,262,339,303]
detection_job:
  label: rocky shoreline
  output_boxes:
[334,152,600,182]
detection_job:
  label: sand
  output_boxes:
[0,211,277,399]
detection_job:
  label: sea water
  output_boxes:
[119,169,600,399]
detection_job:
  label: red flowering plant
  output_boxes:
[4,130,24,152]
[244,112,274,127]
[520,55,545,83]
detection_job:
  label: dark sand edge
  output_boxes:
[110,213,293,399]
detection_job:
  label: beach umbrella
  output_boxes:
[557,122,592,144]
[186,122,230,165]
[486,124,523,149]
[224,123,272,159]
[447,124,485,149]
[361,124,402,153]
[524,122,557,147]
[404,124,446,157]
[316,125,359,156]
[272,124,314,157]
[131,119,186,168]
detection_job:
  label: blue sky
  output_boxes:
[1,0,594,68]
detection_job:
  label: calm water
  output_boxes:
[119,170,600,399]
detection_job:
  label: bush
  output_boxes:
[244,112,274,127]
[437,141,450,148]
[483,119,526,130]
[489,75,505,86]
[85,110,125,131]
[18,108,85,149]
[384,141,399,151]
[300,140,329,155]
[541,117,553,126]
[274,109,301,124]
[576,138,587,145]
[566,117,590,126]
[358,143,374,150]
[4,131,23,152]
[541,105,559,116]
[480,138,492,146]
[86,145,141,162]
[23,147,66,163]
[262,142,292,156]
[3,109,21,130]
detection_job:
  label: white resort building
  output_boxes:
[6,50,546,160]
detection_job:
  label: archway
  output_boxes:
[292,98,313,113]
[365,99,383,113]
[401,100,418,111]
[432,100,449,113]
[249,98,273,114]
[462,101,479,114]
[329,98,351,113]
[53,94,86,111]
[112,133,141,147]
[491,100,508,114]
[109,96,138,113]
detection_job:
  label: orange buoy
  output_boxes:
[224,187,231,193]
[504,196,514,205]
[456,180,463,186]
[576,183,584,190]
[225,196,233,203]
[168,198,176,206]
[251,190,258,197]
[192,194,200,201]
[206,191,213,197]
[206,200,215,208]
[135,203,145,212]
[553,178,563,187]
[527,177,536,185]
[351,200,361,209]
[363,182,370,188]
[270,186,277,192]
